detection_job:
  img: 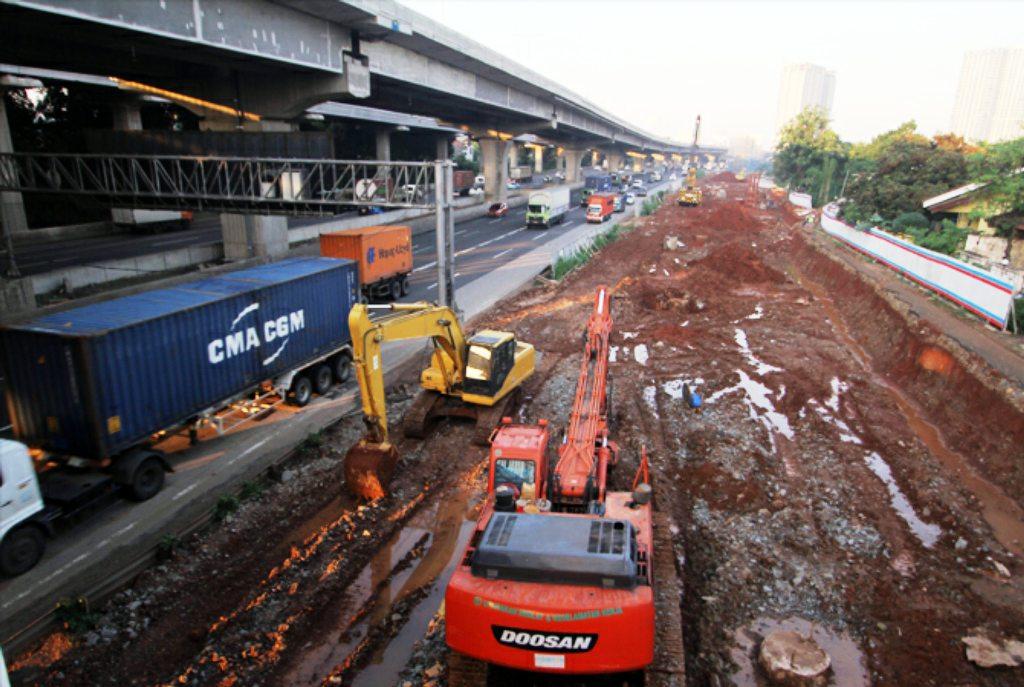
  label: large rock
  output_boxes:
[963,634,1024,668]
[759,629,831,686]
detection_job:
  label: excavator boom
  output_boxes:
[346,302,467,499]
[551,287,614,508]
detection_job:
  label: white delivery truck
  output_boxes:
[525,187,571,229]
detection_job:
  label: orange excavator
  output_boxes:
[445,287,655,680]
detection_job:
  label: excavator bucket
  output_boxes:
[344,440,400,500]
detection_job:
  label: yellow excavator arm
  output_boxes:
[348,302,468,446]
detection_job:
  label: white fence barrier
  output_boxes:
[819,205,1016,329]
[789,191,813,209]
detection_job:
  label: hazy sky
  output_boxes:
[401,0,1024,150]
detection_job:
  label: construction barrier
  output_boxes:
[819,205,1016,329]
[789,191,813,209]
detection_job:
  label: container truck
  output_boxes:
[525,187,571,229]
[586,194,615,223]
[585,174,612,193]
[509,166,533,183]
[0,258,358,576]
[320,226,412,301]
[453,170,476,197]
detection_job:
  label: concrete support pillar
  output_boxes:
[0,96,29,237]
[508,142,518,168]
[375,129,391,161]
[562,148,585,184]
[436,135,450,161]
[632,156,643,172]
[480,138,511,202]
[112,102,144,225]
[606,152,624,175]
[533,147,543,174]
[220,214,289,261]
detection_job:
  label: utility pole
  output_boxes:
[433,160,457,312]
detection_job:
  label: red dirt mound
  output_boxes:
[689,241,788,285]
[703,203,758,232]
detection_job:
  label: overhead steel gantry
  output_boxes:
[0,152,459,307]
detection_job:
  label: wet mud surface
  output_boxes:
[13,176,1024,687]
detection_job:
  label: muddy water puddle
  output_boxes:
[284,474,482,685]
[730,617,869,686]
[791,266,1024,557]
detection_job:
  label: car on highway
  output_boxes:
[554,171,565,181]
[542,175,552,183]
[625,193,636,205]
[487,202,509,218]
[636,187,648,197]
[631,179,644,189]
[506,181,521,190]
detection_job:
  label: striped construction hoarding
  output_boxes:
[820,206,1016,329]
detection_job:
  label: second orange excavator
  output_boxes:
[445,287,656,681]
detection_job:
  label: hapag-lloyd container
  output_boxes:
[0,257,358,460]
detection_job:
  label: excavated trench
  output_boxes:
[13,178,1024,687]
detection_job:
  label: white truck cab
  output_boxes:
[0,439,47,577]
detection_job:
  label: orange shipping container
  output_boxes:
[320,226,413,299]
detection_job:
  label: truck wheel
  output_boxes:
[290,375,313,407]
[0,525,46,577]
[399,276,410,297]
[128,456,165,501]
[333,352,353,384]
[313,364,333,395]
[389,280,401,301]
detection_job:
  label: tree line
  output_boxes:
[772,108,1024,255]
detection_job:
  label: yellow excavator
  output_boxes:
[345,302,535,499]
[678,167,703,206]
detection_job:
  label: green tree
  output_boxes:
[850,121,928,160]
[968,137,1024,237]
[772,108,848,206]
[844,137,969,222]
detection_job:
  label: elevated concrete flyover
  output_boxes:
[0,0,698,154]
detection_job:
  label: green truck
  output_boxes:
[525,187,571,229]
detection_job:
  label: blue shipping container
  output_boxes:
[585,175,612,192]
[0,257,358,459]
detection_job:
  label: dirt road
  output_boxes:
[13,176,1024,687]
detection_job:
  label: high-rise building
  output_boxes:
[951,48,1024,143]
[775,63,837,135]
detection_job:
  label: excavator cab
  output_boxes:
[462,331,518,398]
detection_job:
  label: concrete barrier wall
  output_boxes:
[30,243,223,296]
[820,206,1016,328]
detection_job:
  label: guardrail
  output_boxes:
[820,205,1016,329]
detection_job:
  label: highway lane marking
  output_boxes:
[427,282,437,290]
[494,248,513,259]
[153,237,187,246]
[488,218,503,224]
[114,522,136,538]
[413,260,437,273]
[71,553,89,565]
[172,483,200,501]
[531,232,547,241]
[226,436,271,465]
[456,229,467,236]
[413,246,430,254]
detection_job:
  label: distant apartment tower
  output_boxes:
[951,48,1024,142]
[775,63,837,134]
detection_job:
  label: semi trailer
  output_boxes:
[0,257,359,576]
